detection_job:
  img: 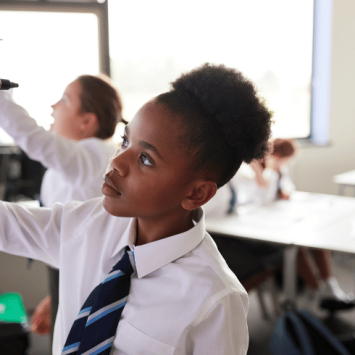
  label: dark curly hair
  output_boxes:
[155,63,272,188]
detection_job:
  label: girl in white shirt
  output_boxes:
[203,138,296,218]
[0,63,273,355]
[205,138,352,307]
[0,75,123,336]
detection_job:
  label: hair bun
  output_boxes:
[172,63,272,163]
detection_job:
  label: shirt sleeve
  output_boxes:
[187,292,249,355]
[0,201,64,268]
[258,169,280,205]
[279,166,296,194]
[0,91,108,185]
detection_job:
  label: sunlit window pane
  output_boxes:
[0,11,100,144]
[109,0,313,139]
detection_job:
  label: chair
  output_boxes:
[0,146,45,202]
[0,146,14,200]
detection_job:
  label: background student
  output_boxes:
[203,141,286,294]
[204,138,353,309]
[245,138,354,309]
[203,138,294,217]
[0,63,273,355]
[0,74,123,338]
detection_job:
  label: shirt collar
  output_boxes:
[109,216,134,257]
[122,208,205,278]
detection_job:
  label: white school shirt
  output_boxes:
[0,198,249,355]
[203,163,256,219]
[0,91,116,207]
[240,165,295,206]
[203,163,296,219]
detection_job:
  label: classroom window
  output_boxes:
[0,9,101,144]
[108,0,321,142]
[0,0,332,145]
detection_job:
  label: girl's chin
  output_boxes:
[102,196,129,217]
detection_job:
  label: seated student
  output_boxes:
[247,138,354,308]
[0,75,124,338]
[0,63,272,355]
[203,146,286,294]
[205,138,353,308]
[203,138,294,217]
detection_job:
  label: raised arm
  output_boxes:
[0,201,63,268]
[0,92,112,185]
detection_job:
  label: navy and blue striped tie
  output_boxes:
[62,246,135,355]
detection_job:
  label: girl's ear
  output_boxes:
[80,112,99,137]
[182,180,217,211]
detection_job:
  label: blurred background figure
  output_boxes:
[0,74,124,342]
[251,139,354,310]
[205,138,354,311]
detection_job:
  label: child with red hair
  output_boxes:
[251,138,354,309]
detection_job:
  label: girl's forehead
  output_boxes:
[128,101,184,149]
[131,100,178,132]
[65,79,81,96]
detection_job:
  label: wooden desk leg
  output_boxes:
[283,246,299,306]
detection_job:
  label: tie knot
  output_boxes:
[112,246,135,276]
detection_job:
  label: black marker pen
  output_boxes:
[0,79,19,90]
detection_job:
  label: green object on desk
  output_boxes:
[0,292,28,324]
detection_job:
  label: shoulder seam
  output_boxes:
[193,246,241,292]
[191,289,245,326]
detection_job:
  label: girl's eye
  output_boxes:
[141,153,153,166]
[121,135,128,147]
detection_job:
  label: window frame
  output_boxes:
[0,0,110,76]
[306,0,333,146]
[1,0,333,145]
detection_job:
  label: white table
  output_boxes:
[333,169,355,196]
[205,191,355,303]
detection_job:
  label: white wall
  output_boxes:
[292,0,355,195]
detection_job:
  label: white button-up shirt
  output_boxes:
[0,91,116,207]
[0,198,249,354]
[204,163,296,219]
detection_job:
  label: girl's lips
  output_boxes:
[102,182,121,197]
[102,176,121,197]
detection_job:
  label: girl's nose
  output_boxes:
[107,149,129,178]
[51,101,59,109]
